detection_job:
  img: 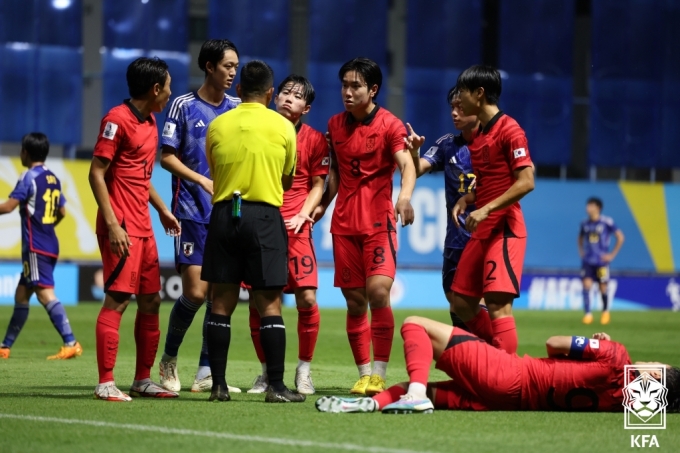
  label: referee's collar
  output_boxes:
[124,99,152,123]
[346,104,380,125]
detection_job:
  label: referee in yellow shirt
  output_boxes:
[201,60,302,403]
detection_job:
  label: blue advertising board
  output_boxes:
[0,262,78,305]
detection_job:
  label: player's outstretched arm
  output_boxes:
[89,156,130,258]
[394,151,416,226]
[0,198,19,215]
[404,123,431,178]
[160,145,213,196]
[465,165,535,233]
[149,183,180,237]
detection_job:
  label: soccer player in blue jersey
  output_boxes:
[578,197,624,325]
[157,39,241,393]
[404,86,480,328]
[0,133,82,360]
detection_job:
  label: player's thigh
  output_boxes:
[582,276,594,290]
[482,233,526,298]
[175,219,208,273]
[14,280,33,304]
[451,238,485,298]
[333,235,365,288]
[285,235,318,295]
[97,234,143,294]
[180,265,209,304]
[428,381,490,411]
[366,274,393,308]
[442,248,463,295]
[138,236,162,295]
[212,283,241,316]
[403,316,453,361]
[363,230,397,281]
[253,288,283,317]
[246,204,288,289]
[596,265,610,284]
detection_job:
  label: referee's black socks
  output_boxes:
[260,316,286,391]
[206,314,231,389]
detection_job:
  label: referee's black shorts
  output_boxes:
[201,200,288,289]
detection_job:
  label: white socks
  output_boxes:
[297,360,311,373]
[407,382,428,400]
[372,361,388,379]
[358,362,372,378]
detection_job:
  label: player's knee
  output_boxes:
[182,288,205,306]
[367,285,390,308]
[295,290,316,309]
[403,315,424,326]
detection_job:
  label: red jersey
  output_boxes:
[468,112,532,239]
[328,106,407,235]
[280,123,329,235]
[93,100,157,237]
[520,339,632,411]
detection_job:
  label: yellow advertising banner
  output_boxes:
[0,157,100,260]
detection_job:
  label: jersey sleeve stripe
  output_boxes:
[167,93,195,120]
[435,133,453,145]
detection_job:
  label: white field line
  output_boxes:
[0,413,438,453]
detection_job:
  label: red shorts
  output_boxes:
[432,328,522,411]
[97,235,161,295]
[451,228,526,298]
[284,234,318,294]
[332,231,397,288]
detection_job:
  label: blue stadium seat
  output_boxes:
[0,44,37,142]
[0,0,81,46]
[104,0,187,51]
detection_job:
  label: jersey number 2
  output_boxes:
[42,189,61,224]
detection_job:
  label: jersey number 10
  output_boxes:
[42,189,61,224]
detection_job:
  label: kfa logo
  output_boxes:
[182,242,194,257]
[623,364,666,449]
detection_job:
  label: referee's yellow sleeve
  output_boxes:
[283,121,297,177]
[205,125,214,178]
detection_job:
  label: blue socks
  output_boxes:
[44,300,76,345]
[199,300,212,368]
[2,303,30,348]
[163,295,201,358]
[583,289,591,314]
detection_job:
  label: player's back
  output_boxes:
[162,92,241,223]
[15,166,63,257]
[520,339,632,411]
[327,106,406,235]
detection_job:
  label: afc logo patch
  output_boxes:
[183,242,194,257]
[342,267,351,283]
[366,136,376,152]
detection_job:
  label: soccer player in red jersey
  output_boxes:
[314,57,416,396]
[247,74,328,395]
[316,316,680,414]
[89,57,181,402]
[450,66,535,354]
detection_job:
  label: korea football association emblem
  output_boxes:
[623,364,668,429]
[182,242,194,257]
[366,136,376,152]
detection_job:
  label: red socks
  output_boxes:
[465,308,493,344]
[370,306,394,362]
[373,384,407,409]
[134,311,160,381]
[401,322,433,386]
[492,316,518,354]
[96,307,121,384]
[346,312,371,366]
[249,307,266,364]
[297,305,320,362]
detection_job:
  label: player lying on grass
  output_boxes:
[316,316,680,414]
[0,132,82,360]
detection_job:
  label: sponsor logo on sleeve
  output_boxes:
[424,146,438,158]
[162,122,176,138]
[102,122,118,140]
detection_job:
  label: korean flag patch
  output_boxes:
[513,147,527,159]
[102,122,118,140]
[589,339,600,349]
[321,156,330,166]
[162,122,176,138]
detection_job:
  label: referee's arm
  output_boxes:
[205,127,215,180]
[281,122,297,191]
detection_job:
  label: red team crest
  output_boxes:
[366,136,376,152]
[342,267,352,283]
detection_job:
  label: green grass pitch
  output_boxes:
[0,304,678,453]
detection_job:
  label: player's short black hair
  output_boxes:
[126,57,169,99]
[277,74,316,105]
[586,197,603,210]
[666,366,680,413]
[198,39,239,74]
[21,132,49,162]
[456,65,502,105]
[447,85,459,105]
[338,57,383,99]
[239,60,274,98]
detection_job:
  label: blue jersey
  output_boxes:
[161,91,241,223]
[9,165,65,257]
[580,215,619,266]
[421,133,475,250]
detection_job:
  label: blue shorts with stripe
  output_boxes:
[174,219,208,272]
[19,251,56,288]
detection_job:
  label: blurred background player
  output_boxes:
[0,132,82,360]
[404,86,480,329]
[157,39,242,395]
[89,57,181,402]
[314,57,416,396]
[317,318,680,414]
[451,65,535,354]
[578,197,624,325]
[247,74,328,395]
[202,60,303,403]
